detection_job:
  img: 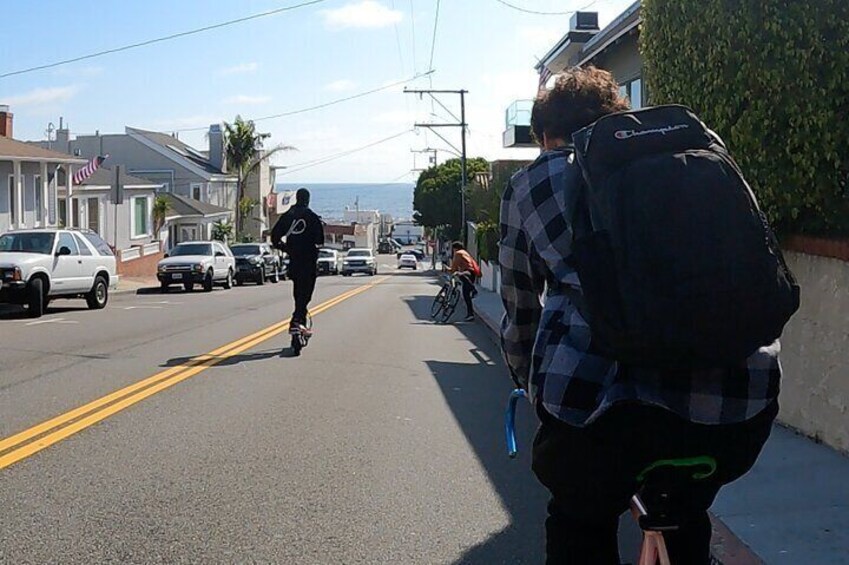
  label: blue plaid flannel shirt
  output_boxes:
[499,148,781,427]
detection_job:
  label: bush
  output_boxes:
[641,0,849,235]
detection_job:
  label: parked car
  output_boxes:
[377,240,394,254]
[341,248,377,276]
[0,229,118,318]
[397,253,418,270]
[231,243,282,285]
[317,249,340,276]
[158,241,235,292]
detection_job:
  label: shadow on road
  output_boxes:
[161,346,296,368]
[403,293,642,564]
[401,293,547,564]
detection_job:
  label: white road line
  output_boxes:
[123,306,164,310]
[25,318,79,326]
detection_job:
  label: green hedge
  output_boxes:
[641,0,849,235]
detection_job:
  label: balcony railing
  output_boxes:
[505,100,533,128]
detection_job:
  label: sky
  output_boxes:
[0,0,635,183]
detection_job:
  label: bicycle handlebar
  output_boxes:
[505,388,528,458]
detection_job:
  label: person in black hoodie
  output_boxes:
[271,188,324,331]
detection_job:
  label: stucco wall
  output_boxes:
[779,251,849,453]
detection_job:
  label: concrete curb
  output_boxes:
[473,290,764,565]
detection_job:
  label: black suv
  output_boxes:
[231,243,284,285]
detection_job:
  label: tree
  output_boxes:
[641,0,849,235]
[413,157,490,241]
[223,116,294,237]
[152,195,169,238]
[211,219,234,243]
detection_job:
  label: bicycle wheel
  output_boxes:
[440,286,462,323]
[430,286,449,319]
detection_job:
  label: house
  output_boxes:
[0,106,88,233]
[504,2,644,148]
[323,222,377,251]
[55,166,166,273]
[392,221,424,245]
[161,193,231,246]
[36,123,244,237]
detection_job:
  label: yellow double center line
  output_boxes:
[0,277,388,470]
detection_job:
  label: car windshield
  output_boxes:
[0,232,55,254]
[348,250,371,257]
[170,243,213,256]
[319,250,335,258]
[231,245,261,256]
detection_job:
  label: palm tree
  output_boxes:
[223,116,294,237]
[152,195,169,238]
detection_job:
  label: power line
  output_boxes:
[493,0,600,16]
[428,0,442,71]
[391,0,406,74]
[0,0,329,79]
[166,71,434,132]
[409,0,418,73]
[277,130,414,176]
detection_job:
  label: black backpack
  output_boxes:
[567,105,800,368]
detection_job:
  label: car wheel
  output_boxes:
[223,269,233,290]
[161,283,170,293]
[184,282,194,292]
[86,276,109,310]
[203,270,214,292]
[235,277,243,286]
[27,277,45,318]
[256,270,265,285]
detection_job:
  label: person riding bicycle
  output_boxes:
[271,188,324,337]
[499,67,780,564]
[446,241,478,322]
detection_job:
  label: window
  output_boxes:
[619,77,644,109]
[191,183,203,201]
[34,175,43,224]
[73,233,93,255]
[56,232,79,255]
[131,195,151,238]
[81,231,114,256]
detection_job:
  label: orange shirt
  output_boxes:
[450,249,474,273]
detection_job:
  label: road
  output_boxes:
[0,259,567,564]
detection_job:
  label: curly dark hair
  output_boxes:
[531,66,630,145]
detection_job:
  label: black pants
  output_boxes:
[289,264,317,324]
[460,275,475,316]
[532,401,777,564]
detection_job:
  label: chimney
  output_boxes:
[208,124,226,173]
[570,11,599,32]
[0,105,13,138]
[55,116,70,150]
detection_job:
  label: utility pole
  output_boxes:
[405,88,468,242]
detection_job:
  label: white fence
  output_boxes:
[119,241,162,263]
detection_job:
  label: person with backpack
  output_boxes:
[447,241,480,322]
[271,188,324,344]
[499,67,798,564]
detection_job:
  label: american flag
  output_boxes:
[72,154,108,185]
[538,66,553,90]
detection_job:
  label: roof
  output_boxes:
[125,127,230,176]
[0,136,88,163]
[578,1,641,65]
[163,193,231,218]
[58,166,162,188]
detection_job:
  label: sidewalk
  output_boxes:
[474,286,849,564]
[114,276,160,295]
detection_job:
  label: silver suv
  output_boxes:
[0,229,118,318]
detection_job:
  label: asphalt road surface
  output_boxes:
[0,262,639,564]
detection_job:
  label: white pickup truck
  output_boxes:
[0,229,118,318]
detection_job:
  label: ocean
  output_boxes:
[275,183,415,222]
